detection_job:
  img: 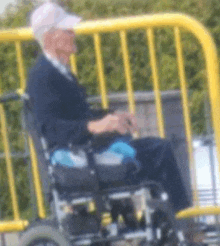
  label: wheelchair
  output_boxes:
[19,140,187,246]
[0,91,191,246]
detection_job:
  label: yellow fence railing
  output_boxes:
[0,13,219,232]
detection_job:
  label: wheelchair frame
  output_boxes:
[51,183,185,245]
[35,135,186,246]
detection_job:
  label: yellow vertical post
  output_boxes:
[93,33,108,109]
[69,54,78,76]
[15,41,26,90]
[15,41,46,218]
[0,87,20,220]
[147,28,165,138]
[174,27,198,205]
[120,30,136,115]
[28,136,46,219]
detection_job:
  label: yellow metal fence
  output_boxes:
[0,13,219,232]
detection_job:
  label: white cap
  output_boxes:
[30,2,82,45]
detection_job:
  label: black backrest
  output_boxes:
[22,100,51,200]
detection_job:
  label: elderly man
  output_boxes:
[27,2,190,220]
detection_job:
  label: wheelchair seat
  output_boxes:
[50,145,141,195]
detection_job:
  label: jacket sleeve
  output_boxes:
[43,116,91,147]
[27,72,91,146]
[89,108,114,120]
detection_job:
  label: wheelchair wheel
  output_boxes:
[152,210,180,246]
[18,224,71,246]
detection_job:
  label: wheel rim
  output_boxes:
[28,238,59,246]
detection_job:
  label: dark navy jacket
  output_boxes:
[26,54,109,149]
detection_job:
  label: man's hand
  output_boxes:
[87,112,139,135]
[114,111,138,134]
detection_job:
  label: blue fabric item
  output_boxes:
[50,149,87,168]
[51,149,76,167]
[51,140,137,167]
[108,141,136,159]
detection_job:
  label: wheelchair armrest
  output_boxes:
[89,132,120,151]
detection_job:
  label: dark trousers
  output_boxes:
[130,137,191,213]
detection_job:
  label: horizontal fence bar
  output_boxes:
[0,14,215,39]
[0,220,28,232]
[177,206,220,219]
[0,152,29,159]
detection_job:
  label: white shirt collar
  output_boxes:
[44,52,73,81]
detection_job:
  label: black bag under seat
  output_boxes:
[52,164,97,191]
[51,156,138,191]
[96,160,137,183]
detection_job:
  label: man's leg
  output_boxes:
[130,137,191,213]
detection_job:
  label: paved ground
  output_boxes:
[0,233,19,246]
[1,234,140,246]
[0,233,217,246]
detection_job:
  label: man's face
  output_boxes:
[45,28,77,56]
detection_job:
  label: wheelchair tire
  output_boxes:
[152,210,180,246]
[18,224,71,246]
